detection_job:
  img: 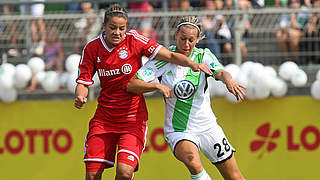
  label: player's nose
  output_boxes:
[113,28,121,35]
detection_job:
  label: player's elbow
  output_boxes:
[126,75,141,94]
[126,81,133,93]
[126,80,139,94]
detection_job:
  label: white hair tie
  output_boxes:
[176,22,200,32]
[106,10,128,17]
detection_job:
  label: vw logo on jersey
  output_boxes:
[173,80,196,100]
[121,64,132,74]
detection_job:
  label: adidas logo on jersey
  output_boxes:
[127,155,134,161]
[167,71,173,76]
[97,56,101,63]
[190,69,200,76]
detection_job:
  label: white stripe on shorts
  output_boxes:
[118,149,140,162]
[83,158,115,166]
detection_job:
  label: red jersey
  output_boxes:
[76,29,161,134]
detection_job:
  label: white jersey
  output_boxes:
[136,46,224,134]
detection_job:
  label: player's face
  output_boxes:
[175,26,199,57]
[103,16,127,48]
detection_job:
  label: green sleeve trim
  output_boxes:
[213,69,224,79]
[136,73,143,80]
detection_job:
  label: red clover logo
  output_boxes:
[250,122,280,159]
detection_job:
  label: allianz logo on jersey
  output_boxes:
[97,64,132,77]
[174,80,196,100]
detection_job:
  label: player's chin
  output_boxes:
[110,41,120,47]
[181,50,190,56]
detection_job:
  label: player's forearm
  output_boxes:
[155,47,213,75]
[156,47,196,67]
[216,70,232,84]
[127,77,158,94]
[170,51,196,67]
[75,84,89,97]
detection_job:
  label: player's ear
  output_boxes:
[175,30,179,41]
[125,22,129,31]
[196,37,200,44]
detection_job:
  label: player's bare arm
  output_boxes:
[127,75,174,98]
[74,84,88,109]
[155,47,212,75]
[216,70,246,101]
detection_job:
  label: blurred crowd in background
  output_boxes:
[0,0,319,98]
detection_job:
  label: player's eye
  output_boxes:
[109,26,116,30]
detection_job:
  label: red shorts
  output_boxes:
[84,127,148,172]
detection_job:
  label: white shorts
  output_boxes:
[165,124,235,164]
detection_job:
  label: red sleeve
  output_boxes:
[76,42,96,86]
[128,29,162,60]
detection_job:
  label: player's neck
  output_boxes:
[105,39,116,49]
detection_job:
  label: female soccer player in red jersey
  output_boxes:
[74,4,212,180]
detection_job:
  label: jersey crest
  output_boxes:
[143,67,154,77]
[118,47,128,59]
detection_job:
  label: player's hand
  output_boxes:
[224,79,246,101]
[156,83,174,98]
[190,62,213,75]
[74,95,87,109]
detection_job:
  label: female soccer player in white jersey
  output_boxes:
[74,4,212,180]
[127,16,246,180]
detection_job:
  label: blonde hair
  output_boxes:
[104,4,128,23]
[176,16,205,40]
